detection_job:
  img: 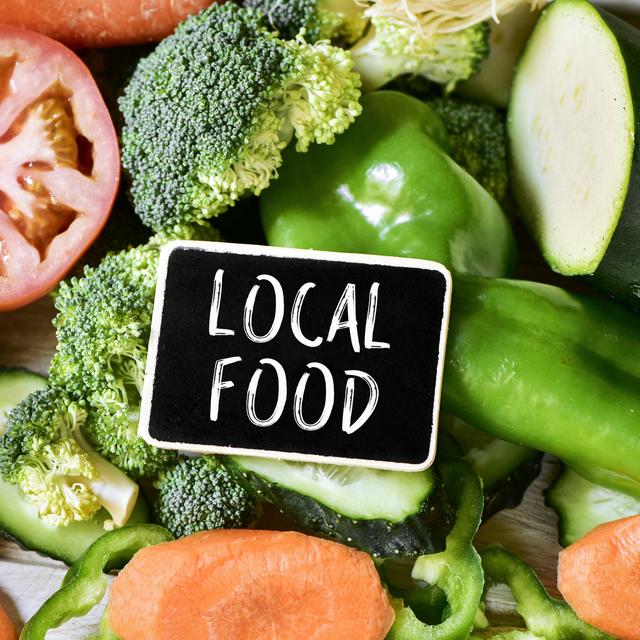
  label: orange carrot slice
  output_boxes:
[109,529,394,640]
[0,602,16,640]
[0,0,217,48]
[558,514,640,640]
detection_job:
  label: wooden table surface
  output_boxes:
[0,284,564,638]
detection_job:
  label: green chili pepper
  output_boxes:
[471,546,611,639]
[20,525,172,640]
[444,276,640,499]
[261,91,516,279]
[387,456,485,640]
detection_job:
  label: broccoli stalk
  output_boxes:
[244,0,368,43]
[154,456,259,538]
[350,17,489,92]
[119,3,362,232]
[0,389,138,528]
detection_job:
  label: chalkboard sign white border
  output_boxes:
[139,241,452,471]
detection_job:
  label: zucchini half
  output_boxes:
[509,0,640,309]
[225,456,455,558]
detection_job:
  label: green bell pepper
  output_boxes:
[444,276,640,499]
[261,91,516,279]
[470,546,611,639]
[20,525,172,640]
[387,456,485,640]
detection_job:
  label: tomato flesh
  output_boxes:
[0,26,119,311]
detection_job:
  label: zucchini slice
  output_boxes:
[225,456,455,558]
[510,0,640,308]
[0,366,150,564]
[545,466,640,547]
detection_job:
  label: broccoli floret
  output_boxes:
[244,0,367,44]
[427,96,508,202]
[120,3,362,232]
[49,224,221,477]
[350,17,489,92]
[154,456,259,537]
[0,388,139,528]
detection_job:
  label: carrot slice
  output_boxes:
[0,0,217,48]
[558,514,640,640]
[109,529,394,640]
[0,602,16,640]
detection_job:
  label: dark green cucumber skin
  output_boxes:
[482,453,543,520]
[589,9,640,311]
[224,459,455,558]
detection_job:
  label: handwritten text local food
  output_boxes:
[209,269,389,435]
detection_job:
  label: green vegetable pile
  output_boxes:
[2,1,640,639]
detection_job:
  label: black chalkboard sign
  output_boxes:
[139,242,451,471]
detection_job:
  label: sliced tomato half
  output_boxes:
[0,26,119,311]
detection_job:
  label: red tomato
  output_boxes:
[0,26,119,311]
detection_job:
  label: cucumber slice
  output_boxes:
[0,367,48,434]
[510,0,640,308]
[0,482,151,565]
[0,366,150,564]
[444,416,536,490]
[226,456,455,558]
[545,466,640,547]
[443,416,542,519]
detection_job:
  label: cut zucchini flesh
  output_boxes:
[226,456,455,558]
[545,466,640,547]
[510,0,634,275]
[0,367,47,433]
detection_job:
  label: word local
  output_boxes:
[208,269,390,435]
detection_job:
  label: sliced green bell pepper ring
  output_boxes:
[20,524,173,640]
[471,546,611,640]
[444,275,640,499]
[387,456,485,640]
[261,91,516,279]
